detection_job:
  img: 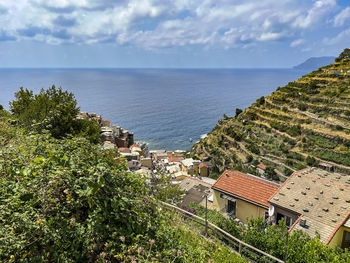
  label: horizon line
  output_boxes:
[0,66,302,70]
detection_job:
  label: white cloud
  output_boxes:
[293,0,336,28]
[334,7,350,26]
[323,28,350,45]
[34,0,90,9]
[0,0,346,50]
[290,38,304,47]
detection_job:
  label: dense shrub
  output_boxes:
[9,86,101,143]
[0,130,164,262]
[247,143,260,154]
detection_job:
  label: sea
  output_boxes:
[0,68,307,150]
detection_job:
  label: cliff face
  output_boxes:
[191,51,350,177]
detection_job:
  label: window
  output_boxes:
[342,231,350,249]
[276,213,293,228]
[227,200,236,217]
[264,211,269,220]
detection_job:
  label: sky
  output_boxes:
[0,0,350,68]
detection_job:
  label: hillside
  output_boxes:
[293,56,335,71]
[191,49,350,179]
[0,91,246,262]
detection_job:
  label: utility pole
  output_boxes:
[205,195,208,237]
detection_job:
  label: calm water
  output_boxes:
[0,68,306,150]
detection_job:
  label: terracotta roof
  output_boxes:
[257,163,267,170]
[199,162,208,168]
[130,145,141,149]
[213,170,280,208]
[168,156,184,163]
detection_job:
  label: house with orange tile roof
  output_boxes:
[212,170,280,223]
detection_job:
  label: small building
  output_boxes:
[118,147,131,153]
[102,141,116,150]
[199,162,209,177]
[256,163,267,175]
[178,176,214,210]
[180,158,201,175]
[140,157,152,169]
[127,160,141,171]
[212,170,280,223]
[166,163,182,174]
[130,145,142,155]
[168,156,184,163]
[268,167,350,249]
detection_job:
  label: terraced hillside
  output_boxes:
[191,49,350,179]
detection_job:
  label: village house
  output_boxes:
[212,170,280,224]
[199,162,209,177]
[268,167,350,249]
[256,163,267,175]
[180,158,201,175]
[178,176,215,210]
[140,157,152,169]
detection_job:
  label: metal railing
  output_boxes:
[160,201,284,263]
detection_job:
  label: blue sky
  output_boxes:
[0,0,349,68]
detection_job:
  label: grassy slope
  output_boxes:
[192,58,350,178]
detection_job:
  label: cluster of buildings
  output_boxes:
[149,150,212,179]
[192,167,350,250]
[76,112,148,170]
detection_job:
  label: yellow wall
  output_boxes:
[328,226,350,248]
[213,190,226,212]
[212,189,267,223]
[193,164,199,175]
[140,158,152,169]
[200,166,208,177]
[236,199,267,224]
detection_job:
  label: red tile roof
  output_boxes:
[257,163,267,170]
[213,170,280,208]
[168,156,184,163]
[199,162,208,168]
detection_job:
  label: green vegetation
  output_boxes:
[187,203,350,263]
[191,48,350,175]
[335,48,350,62]
[0,87,245,262]
[10,86,101,143]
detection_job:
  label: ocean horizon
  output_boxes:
[0,68,307,150]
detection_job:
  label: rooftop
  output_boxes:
[257,163,267,170]
[181,158,195,167]
[269,167,350,244]
[168,156,184,163]
[213,170,280,208]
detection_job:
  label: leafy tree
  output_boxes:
[256,96,265,105]
[235,108,243,117]
[246,154,253,163]
[335,48,350,62]
[306,156,318,166]
[9,86,101,143]
[10,86,79,138]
